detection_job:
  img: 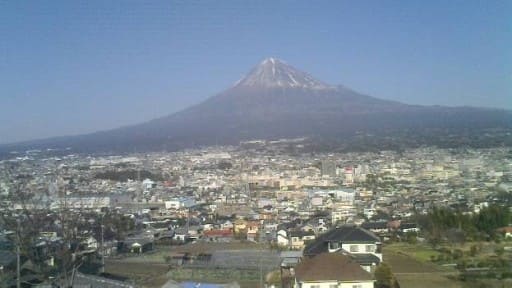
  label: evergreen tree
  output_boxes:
[375,262,399,288]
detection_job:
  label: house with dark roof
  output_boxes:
[293,253,374,288]
[360,221,388,236]
[280,250,303,269]
[117,236,154,254]
[303,225,382,272]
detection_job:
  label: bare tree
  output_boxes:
[0,181,101,286]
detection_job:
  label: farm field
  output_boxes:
[105,242,278,287]
[104,260,170,287]
[113,242,280,268]
[383,244,462,288]
[383,243,512,288]
[104,260,269,288]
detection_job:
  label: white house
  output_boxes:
[142,179,156,190]
[165,197,195,210]
[303,225,382,272]
[277,229,289,247]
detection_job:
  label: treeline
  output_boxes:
[417,205,511,244]
[94,169,165,182]
[299,127,512,154]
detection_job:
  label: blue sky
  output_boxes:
[1,0,511,144]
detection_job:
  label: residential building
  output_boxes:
[294,253,374,288]
[303,225,382,271]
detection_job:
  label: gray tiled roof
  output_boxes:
[350,253,381,265]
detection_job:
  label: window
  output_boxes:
[310,285,320,288]
[329,241,339,250]
[366,244,374,252]
[350,245,359,252]
[352,285,362,288]
[329,285,338,288]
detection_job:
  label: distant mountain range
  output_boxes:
[1,58,511,156]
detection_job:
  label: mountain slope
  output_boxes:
[1,58,511,155]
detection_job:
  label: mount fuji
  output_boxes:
[2,58,511,155]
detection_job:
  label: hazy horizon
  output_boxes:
[1,1,511,144]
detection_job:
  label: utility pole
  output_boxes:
[186,207,190,238]
[259,246,264,288]
[16,218,20,288]
[100,214,105,273]
[137,168,141,214]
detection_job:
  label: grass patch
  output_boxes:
[394,273,463,288]
[104,260,169,287]
[383,243,461,288]
[167,267,264,287]
[385,243,440,263]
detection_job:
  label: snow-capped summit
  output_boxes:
[234,57,332,89]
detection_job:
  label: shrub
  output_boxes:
[469,244,478,257]
[453,249,463,260]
